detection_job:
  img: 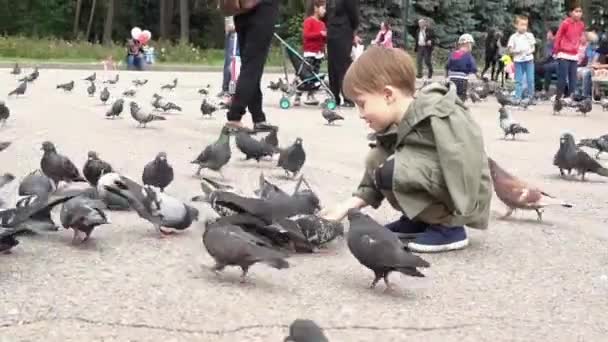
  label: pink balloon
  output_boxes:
[142,30,152,41]
[138,33,149,45]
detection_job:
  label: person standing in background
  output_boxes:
[219,16,237,98]
[414,18,435,80]
[553,4,585,102]
[326,0,359,108]
[225,0,279,133]
[371,20,393,48]
[507,15,536,102]
[481,28,500,80]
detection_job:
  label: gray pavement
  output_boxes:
[0,68,607,341]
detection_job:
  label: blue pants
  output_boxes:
[557,58,578,99]
[577,67,593,98]
[127,54,143,71]
[222,32,237,92]
[515,60,534,99]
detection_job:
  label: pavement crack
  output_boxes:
[0,316,475,335]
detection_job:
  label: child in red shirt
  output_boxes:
[295,0,326,106]
[553,5,585,101]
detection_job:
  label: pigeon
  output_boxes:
[59,195,109,244]
[254,173,289,201]
[469,89,481,103]
[553,98,563,115]
[129,102,167,128]
[152,95,182,112]
[553,133,608,180]
[161,78,178,91]
[346,208,430,290]
[499,107,529,140]
[474,77,491,99]
[19,67,39,83]
[271,214,344,253]
[0,101,10,126]
[8,81,27,97]
[577,135,608,159]
[18,169,54,200]
[106,98,124,118]
[123,88,136,97]
[0,227,20,253]
[104,74,119,85]
[601,98,608,112]
[96,173,130,210]
[84,72,96,82]
[261,129,279,148]
[56,81,75,92]
[142,152,174,192]
[488,157,572,221]
[0,173,15,206]
[40,141,86,186]
[268,79,284,91]
[321,108,344,125]
[191,126,232,177]
[102,173,200,235]
[87,81,96,97]
[235,131,276,162]
[202,221,290,282]
[83,151,114,186]
[495,89,519,108]
[575,98,593,116]
[278,138,306,177]
[0,141,11,152]
[100,87,110,104]
[10,63,21,75]
[132,79,148,87]
[284,319,329,342]
[198,88,209,95]
[200,98,218,118]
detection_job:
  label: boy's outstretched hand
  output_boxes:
[320,196,368,222]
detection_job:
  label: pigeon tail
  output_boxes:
[595,167,608,178]
[261,257,290,269]
[397,267,426,277]
[151,114,166,121]
[511,124,529,134]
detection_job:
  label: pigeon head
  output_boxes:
[0,100,5,106]
[87,151,99,160]
[41,141,56,152]
[284,319,328,342]
[153,93,161,99]
[155,152,168,163]
[560,133,575,147]
[294,189,321,211]
[185,205,200,221]
[295,137,303,145]
[498,107,508,120]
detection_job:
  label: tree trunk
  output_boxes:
[85,0,98,40]
[179,0,189,44]
[160,0,167,39]
[166,0,175,38]
[102,0,114,45]
[73,0,83,38]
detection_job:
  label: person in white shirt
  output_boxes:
[507,15,536,101]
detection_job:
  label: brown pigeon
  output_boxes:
[488,158,572,221]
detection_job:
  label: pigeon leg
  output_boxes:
[293,175,304,194]
[500,207,514,219]
[559,168,565,176]
[382,273,394,291]
[239,266,250,283]
[219,169,226,179]
[211,262,225,276]
[369,272,382,289]
[581,172,586,181]
[535,209,544,222]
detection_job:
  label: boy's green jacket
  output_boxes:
[354,82,492,229]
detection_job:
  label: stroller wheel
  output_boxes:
[280,97,291,109]
[324,99,337,111]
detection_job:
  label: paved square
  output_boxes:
[0,69,607,341]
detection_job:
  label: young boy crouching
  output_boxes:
[322,46,492,252]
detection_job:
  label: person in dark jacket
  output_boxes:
[414,18,435,79]
[326,0,359,107]
[481,28,500,80]
[225,0,279,133]
[534,27,558,96]
[446,34,478,102]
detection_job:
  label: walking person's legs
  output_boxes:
[416,48,424,78]
[328,34,353,106]
[514,61,525,100]
[327,38,342,105]
[567,60,578,100]
[424,47,433,78]
[482,54,492,78]
[525,60,535,99]
[556,58,568,100]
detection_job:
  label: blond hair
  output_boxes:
[343,46,416,100]
[514,15,528,25]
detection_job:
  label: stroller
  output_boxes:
[273,33,337,110]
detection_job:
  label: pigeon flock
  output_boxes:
[3,63,608,341]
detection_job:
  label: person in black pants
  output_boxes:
[226,0,278,133]
[414,18,435,79]
[326,0,359,107]
[481,28,500,80]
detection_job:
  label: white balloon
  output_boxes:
[131,27,142,40]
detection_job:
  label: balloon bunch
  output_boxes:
[131,27,152,45]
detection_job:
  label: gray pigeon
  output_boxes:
[10,63,21,75]
[83,151,113,186]
[142,152,174,192]
[235,131,276,162]
[104,74,119,85]
[499,107,529,140]
[321,108,344,125]
[151,94,182,112]
[56,81,75,92]
[576,98,593,116]
[553,98,563,115]
[261,129,279,148]
[8,81,27,97]
[96,172,130,210]
[202,221,290,282]
[161,78,178,91]
[132,79,148,87]
[60,195,109,244]
[254,173,290,201]
[106,98,124,118]
[278,138,306,177]
[0,141,10,152]
[191,126,232,177]
[469,89,481,103]
[577,135,608,159]
[40,141,86,186]
[19,67,38,83]
[123,88,136,97]
[18,169,54,199]
[346,208,430,290]
[553,133,608,180]
[87,81,96,97]
[284,319,329,342]
[0,227,20,253]
[200,98,218,118]
[601,98,608,112]
[100,87,110,104]
[84,72,96,82]
[102,173,200,235]
[0,101,10,125]
[129,102,167,128]
[0,173,15,207]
